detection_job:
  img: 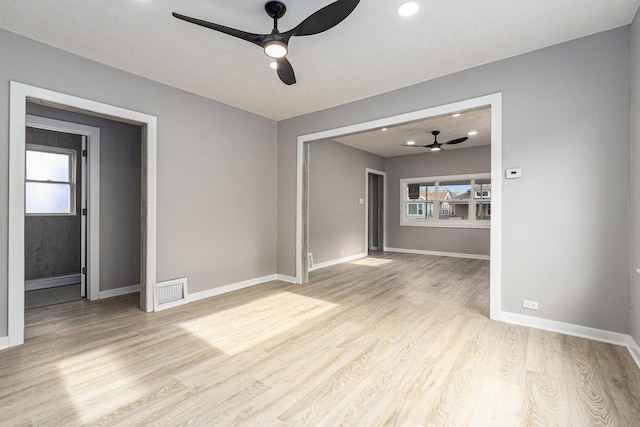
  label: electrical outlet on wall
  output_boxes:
[522,299,539,310]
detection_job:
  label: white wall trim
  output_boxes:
[309,252,368,272]
[296,93,502,319]
[498,310,629,346]
[384,247,490,261]
[399,222,491,230]
[498,310,640,370]
[8,81,157,347]
[0,336,8,350]
[25,274,82,291]
[188,274,279,303]
[276,274,298,284]
[488,95,503,321]
[99,284,141,299]
[25,114,101,301]
[628,336,640,369]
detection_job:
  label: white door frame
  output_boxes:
[8,81,157,347]
[365,168,386,254]
[296,93,502,320]
[25,115,101,301]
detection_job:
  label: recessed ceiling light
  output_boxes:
[406,140,415,145]
[269,61,278,70]
[468,131,478,136]
[381,127,388,131]
[452,113,461,117]
[397,1,419,17]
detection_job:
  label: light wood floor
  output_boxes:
[2,252,640,426]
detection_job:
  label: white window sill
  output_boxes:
[400,221,490,229]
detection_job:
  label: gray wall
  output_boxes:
[308,140,384,265]
[25,128,82,280]
[631,11,640,347]
[385,145,491,256]
[278,27,631,333]
[26,104,142,292]
[0,28,277,337]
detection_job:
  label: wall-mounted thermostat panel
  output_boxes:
[505,168,522,179]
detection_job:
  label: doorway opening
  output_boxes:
[296,93,502,320]
[366,169,386,253]
[8,81,157,347]
[24,125,85,308]
[23,115,101,310]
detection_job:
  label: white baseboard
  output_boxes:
[0,336,8,350]
[628,336,640,369]
[497,310,640,370]
[99,284,141,299]
[188,274,278,303]
[496,311,629,346]
[25,274,81,291]
[276,274,298,284]
[384,247,490,260]
[309,252,367,271]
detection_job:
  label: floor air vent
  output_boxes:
[154,277,188,311]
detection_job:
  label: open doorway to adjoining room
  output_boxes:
[297,93,502,320]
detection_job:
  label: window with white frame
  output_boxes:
[25,144,76,215]
[401,173,490,228]
[407,202,425,217]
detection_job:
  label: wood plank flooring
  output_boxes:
[2,251,639,426]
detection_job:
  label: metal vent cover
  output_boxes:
[154,277,188,311]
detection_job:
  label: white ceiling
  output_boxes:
[333,106,491,158]
[0,0,638,121]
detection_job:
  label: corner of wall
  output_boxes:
[630,3,640,353]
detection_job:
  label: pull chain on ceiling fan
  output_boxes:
[173,0,360,85]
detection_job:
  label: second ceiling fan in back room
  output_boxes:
[172,0,360,85]
[401,130,469,152]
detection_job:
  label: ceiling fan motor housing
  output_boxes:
[265,2,287,19]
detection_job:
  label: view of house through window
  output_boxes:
[401,173,490,227]
[25,145,76,215]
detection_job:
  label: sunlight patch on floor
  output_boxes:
[56,347,148,424]
[349,257,394,267]
[179,291,338,356]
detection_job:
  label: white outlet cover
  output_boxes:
[505,168,522,179]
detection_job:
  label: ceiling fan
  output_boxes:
[172,0,360,85]
[402,130,469,152]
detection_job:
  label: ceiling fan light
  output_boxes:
[430,146,441,152]
[406,140,415,145]
[397,1,419,17]
[264,41,288,58]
